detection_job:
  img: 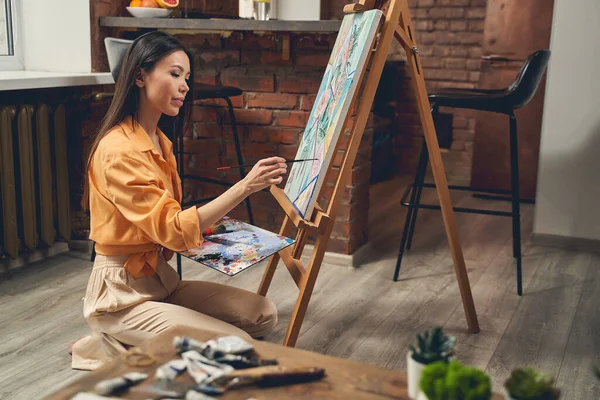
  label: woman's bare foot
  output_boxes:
[68,337,84,355]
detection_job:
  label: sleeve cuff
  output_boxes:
[179,206,203,250]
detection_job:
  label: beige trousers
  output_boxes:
[71,253,277,371]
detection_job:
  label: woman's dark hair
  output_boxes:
[82,31,194,210]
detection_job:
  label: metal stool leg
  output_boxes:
[393,138,429,281]
[91,242,96,262]
[225,97,254,225]
[509,112,522,296]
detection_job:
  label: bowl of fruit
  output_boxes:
[126,0,178,18]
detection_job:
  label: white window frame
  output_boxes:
[0,0,23,71]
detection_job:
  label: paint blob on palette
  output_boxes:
[178,216,295,276]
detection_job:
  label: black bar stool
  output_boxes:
[393,50,551,296]
[175,84,254,278]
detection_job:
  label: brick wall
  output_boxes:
[387,0,487,182]
[175,31,375,255]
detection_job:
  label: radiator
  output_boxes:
[0,104,71,259]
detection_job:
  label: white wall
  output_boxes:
[533,0,600,240]
[20,0,91,72]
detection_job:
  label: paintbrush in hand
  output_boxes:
[216,158,318,171]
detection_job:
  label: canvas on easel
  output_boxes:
[284,10,383,219]
[257,0,480,348]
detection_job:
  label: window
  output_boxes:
[0,0,23,70]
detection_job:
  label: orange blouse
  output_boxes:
[88,115,203,277]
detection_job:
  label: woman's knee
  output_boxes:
[245,296,278,338]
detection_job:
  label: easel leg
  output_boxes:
[399,1,479,333]
[257,215,292,297]
[283,229,329,347]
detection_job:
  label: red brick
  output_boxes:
[223,109,272,125]
[221,68,275,92]
[444,58,467,69]
[195,49,240,69]
[458,32,482,45]
[278,144,300,160]
[183,138,221,155]
[466,8,486,19]
[418,0,435,7]
[273,111,308,127]
[433,20,449,30]
[428,8,465,19]
[421,57,442,68]
[415,20,434,32]
[449,21,468,32]
[194,71,219,85]
[227,142,277,159]
[453,129,474,141]
[278,76,322,94]
[449,47,469,57]
[352,164,371,185]
[332,220,352,238]
[452,116,469,129]
[468,20,485,32]
[436,32,460,45]
[295,52,331,67]
[300,95,317,111]
[246,93,298,109]
[194,96,243,108]
[469,71,480,82]
[466,59,481,70]
[247,126,302,145]
[194,122,223,139]
[414,9,428,19]
[470,0,487,5]
[187,154,221,171]
[433,46,451,57]
[438,0,469,5]
[191,106,220,123]
[292,34,332,51]
[419,32,436,45]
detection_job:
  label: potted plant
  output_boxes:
[504,367,560,400]
[407,326,456,399]
[419,360,492,400]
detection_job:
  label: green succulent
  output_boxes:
[504,367,558,400]
[419,360,492,400]
[409,326,456,364]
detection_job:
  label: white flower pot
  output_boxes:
[407,352,428,399]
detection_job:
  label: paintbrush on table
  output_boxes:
[216,158,318,171]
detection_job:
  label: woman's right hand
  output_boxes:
[241,157,288,194]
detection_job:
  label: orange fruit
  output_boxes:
[129,0,142,6]
[140,0,159,8]
[156,0,179,9]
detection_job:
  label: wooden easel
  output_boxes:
[257,0,480,348]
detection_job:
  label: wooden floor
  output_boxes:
[1,177,599,399]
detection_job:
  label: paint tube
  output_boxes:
[93,372,148,396]
[68,393,118,400]
[181,350,233,385]
[203,336,254,358]
[174,336,254,359]
[185,390,218,400]
[173,336,208,354]
[155,358,188,382]
[215,353,278,369]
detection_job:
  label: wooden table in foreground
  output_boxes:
[46,327,504,399]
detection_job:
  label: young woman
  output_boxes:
[70,31,287,370]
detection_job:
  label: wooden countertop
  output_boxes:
[99,17,342,33]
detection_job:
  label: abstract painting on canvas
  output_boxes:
[283,9,383,218]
